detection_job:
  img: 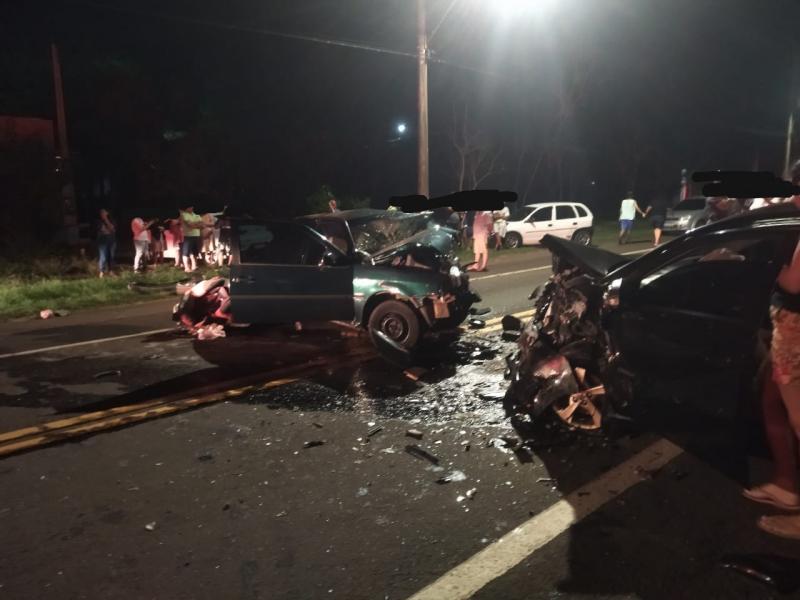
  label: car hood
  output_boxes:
[666,209,704,218]
[540,235,631,278]
[369,226,457,263]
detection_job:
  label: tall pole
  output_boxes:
[416,0,430,198]
[784,110,794,179]
[51,42,77,237]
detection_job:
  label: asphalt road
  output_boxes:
[3,238,799,599]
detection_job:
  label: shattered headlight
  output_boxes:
[603,278,622,309]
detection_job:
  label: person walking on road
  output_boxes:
[744,161,800,539]
[618,192,646,245]
[131,216,154,272]
[644,194,669,247]
[96,208,117,278]
[180,205,204,273]
[468,210,492,272]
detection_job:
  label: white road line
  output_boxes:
[471,248,650,282]
[0,328,174,360]
[407,437,684,600]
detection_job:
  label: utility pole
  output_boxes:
[51,42,78,240]
[416,0,430,198]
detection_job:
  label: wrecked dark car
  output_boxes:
[175,209,479,350]
[504,203,800,430]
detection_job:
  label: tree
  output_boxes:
[450,103,502,191]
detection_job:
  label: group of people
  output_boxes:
[94,205,224,277]
[461,207,511,272]
[617,192,669,247]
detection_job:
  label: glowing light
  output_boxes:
[397,123,407,134]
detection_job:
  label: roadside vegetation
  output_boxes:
[0,256,226,320]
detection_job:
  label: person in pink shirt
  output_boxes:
[468,211,492,272]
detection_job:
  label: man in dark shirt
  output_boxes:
[644,194,670,247]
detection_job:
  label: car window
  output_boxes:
[238,223,326,265]
[637,233,795,319]
[529,206,552,222]
[674,198,707,211]
[574,205,588,218]
[555,205,576,220]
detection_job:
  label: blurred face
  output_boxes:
[99,209,108,219]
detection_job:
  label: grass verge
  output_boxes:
[0,265,226,320]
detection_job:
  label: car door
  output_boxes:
[610,230,798,374]
[230,221,355,324]
[522,205,554,244]
[573,203,593,229]
[552,204,579,239]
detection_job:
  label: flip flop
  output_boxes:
[743,486,800,511]
[759,515,800,541]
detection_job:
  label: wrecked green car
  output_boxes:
[223,209,480,349]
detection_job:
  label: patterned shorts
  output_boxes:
[771,307,800,385]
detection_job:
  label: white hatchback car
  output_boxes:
[504,202,594,248]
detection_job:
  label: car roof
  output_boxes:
[524,202,588,208]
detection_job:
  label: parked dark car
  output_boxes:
[213,210,479,350]
[504,203,800,430]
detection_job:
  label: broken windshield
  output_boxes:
[348,213,432,255]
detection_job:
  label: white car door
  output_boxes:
[573,203,593,229]
[552,204,579,239]
[523,205,554,244]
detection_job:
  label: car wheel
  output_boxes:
[368,300,421,350]
[571,229,592,245]
[505,232,523,249]
[551,367,606,431]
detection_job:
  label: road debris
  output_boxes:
[39,309,55,320]
[465,488,477,500]
[404,444,439,464]
[721,553,800,594]
[367,426,383,438]
[312,422,324,429]
[488,438,514,454]
[403,367,428,381]
[468,318,486,329]
[196,323,226,340]
[196,452,214,462]
[435,470,467,484]
[303,440,326,449]
[405,429,424,440]
[536,477,556,484]
[144,522,157,531]
[93,370,121,379]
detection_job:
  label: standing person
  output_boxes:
[130,216,154,272]
[149,219,164,265]
[180,205,204,273]
[493,205,510,250]
[744,162,800,539]
[96,208,116,278]
[328,198,339,213]
[468,210,492,272]
[644,194,669,247]
[618,191,646,245]
[167,216,183,267]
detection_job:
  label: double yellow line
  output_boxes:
[0,349,375,459]
[0,308,537,459]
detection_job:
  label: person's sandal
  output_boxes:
[743,485,800,511]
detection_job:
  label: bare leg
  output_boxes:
[759,382,800,538]
[182,255,191,272]
[763,377,799,491]
[654,227,662,246]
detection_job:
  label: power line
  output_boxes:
[68,0,515,82]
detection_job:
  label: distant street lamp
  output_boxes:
[397,122,408,134]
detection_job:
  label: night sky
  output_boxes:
[2,0,799,221]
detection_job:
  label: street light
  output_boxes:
[397,122,408,135]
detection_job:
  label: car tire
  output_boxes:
[571,229,592,245]
[368,300,421,350]
[505,232,523,249]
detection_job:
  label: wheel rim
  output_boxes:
[507,235,520,248]
[574,231,590,245]
[552,367,605,430]
[381,313,409,342]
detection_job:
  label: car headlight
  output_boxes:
[678,216,690,225]
[449,265,461,278]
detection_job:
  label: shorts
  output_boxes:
[619,219,633,232]
[651,215,665,229]
[181,236,201,258]
[770,306,800,385]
